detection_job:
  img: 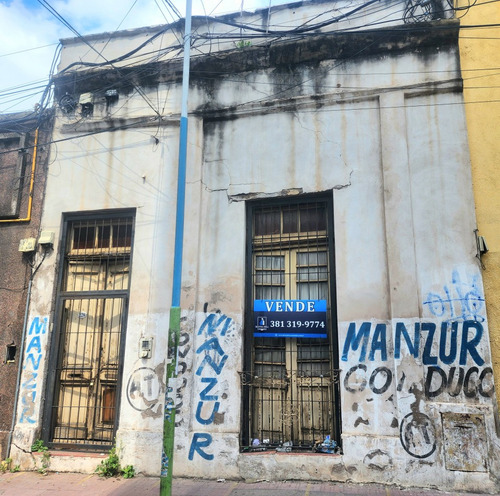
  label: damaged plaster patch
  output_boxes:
[213,411,225,425]
[229,188,303,202]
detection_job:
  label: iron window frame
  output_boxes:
[241,192,341,450]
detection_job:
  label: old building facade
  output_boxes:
[0,111,52,459]
[7,0,500,492]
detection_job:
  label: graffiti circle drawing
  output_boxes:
[399,412,436,459]
[127,367,162,412]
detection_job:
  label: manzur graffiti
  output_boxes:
[20,317,47,423]
[189,312,232,461]
[342,320,491,399]
[342,320,485,366]
[342,273,492,461]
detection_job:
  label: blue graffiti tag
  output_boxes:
[188,313,232,461]
[423,270,485,322]
[342,320,485,366]
[20,317,47,423]
[189,433,214,461]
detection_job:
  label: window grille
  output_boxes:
[243,197,341,451]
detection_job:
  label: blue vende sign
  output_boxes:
[254,299,327,338]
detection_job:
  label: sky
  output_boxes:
[0,0,289,113]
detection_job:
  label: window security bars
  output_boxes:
[243,199,341,451]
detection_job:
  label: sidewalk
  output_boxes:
[0,472,497,496]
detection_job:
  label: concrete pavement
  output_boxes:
[0,472,497,496]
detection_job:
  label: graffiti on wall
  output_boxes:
[399,412,437,459]
[341,320,493,399]
[20,317,47,423]
[341,272,491,460]
[188,312,232,461]
[423,270,485,322]
[342,320,485,366]
[127,364,164,417]
[175,331,191,427]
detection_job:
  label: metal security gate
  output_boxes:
[44,213,133,450]
[242,195,341,450]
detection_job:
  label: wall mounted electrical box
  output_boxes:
[79,93,93,105]
[18,238,36,252]
[139,338,153,359]
[39,230,55,246]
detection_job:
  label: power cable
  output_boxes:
[3,2,498,106]
[36,0,160,116]
[79,0,141,63]
[0,42,58,59]
[4,1,499,124]
[164,0,182,19]
[2,91,500,158]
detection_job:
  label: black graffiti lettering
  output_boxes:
[446,367,464,397]
[423,366,494,399]
[463,366,480,398]
[397,372,406,392]
[345,362,495,400]
[479,367,494,397]
[179,332,190,347]
[425,366,447,398]
[177,361,187,375]
[400,412,437,459]
[344,364,367,393]
[369,367,392,394]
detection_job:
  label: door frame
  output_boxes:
[42,209,135,451]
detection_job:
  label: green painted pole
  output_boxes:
[160,307,180,495]
[160,1,192,494]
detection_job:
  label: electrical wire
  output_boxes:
[0,42,58,59]
[163,0,182,19]
[2,0,499,131]
[78,0,141,63]
[36,0,161,116]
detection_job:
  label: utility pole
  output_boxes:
[160,1,192,494]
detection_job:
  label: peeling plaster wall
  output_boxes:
[181,69,497,491]
[9,1,500,492]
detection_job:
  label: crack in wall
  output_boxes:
[333,169,354,190]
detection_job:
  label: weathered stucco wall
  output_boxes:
[459,0,500,415]
[0,117,52,460]
[9,1,500,492]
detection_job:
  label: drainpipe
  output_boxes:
[160,1,192,495]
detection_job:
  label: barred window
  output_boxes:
[243,197,340,451]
